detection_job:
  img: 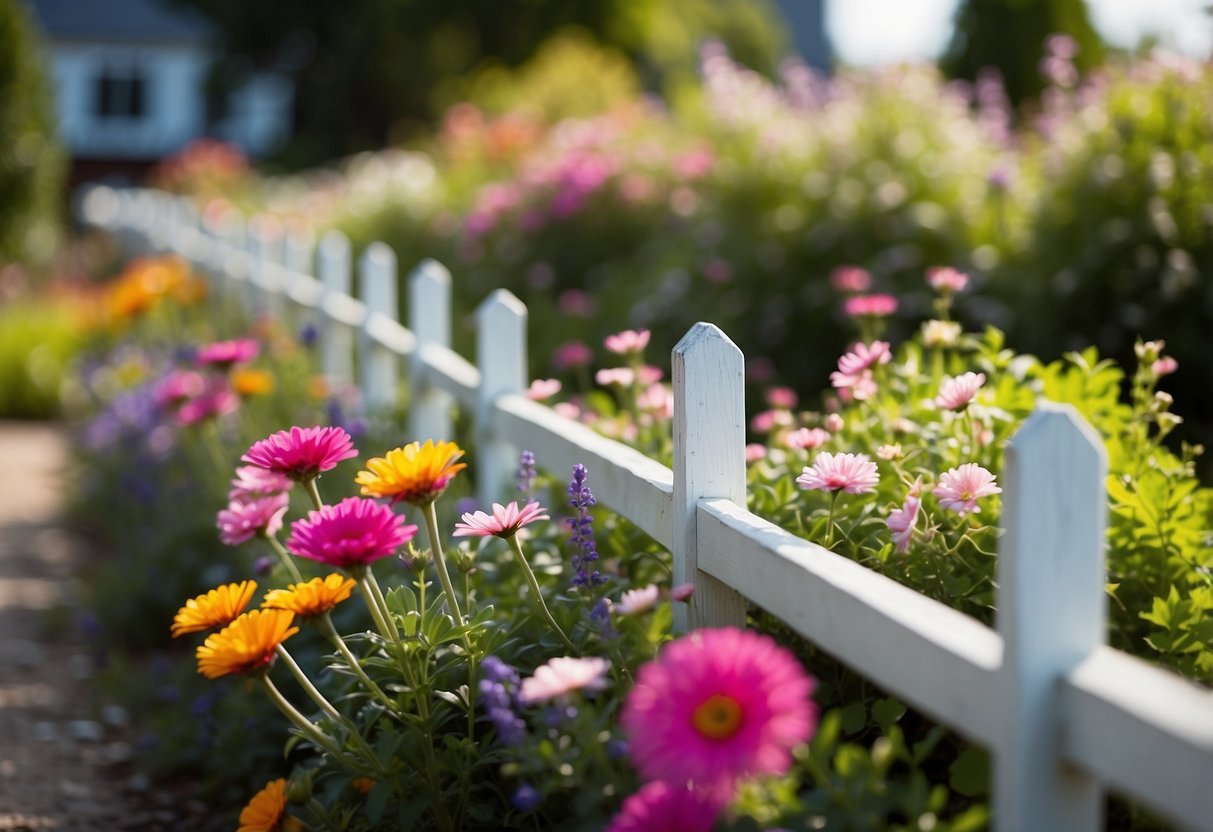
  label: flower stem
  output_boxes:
[262,531,304,583]
[825,491,840,549]
[318,614,395,710]
[357,568,400,645]
[259,674,344,760]
[506,534,576,653]
[421,501,464,626]
[303,477,325,511]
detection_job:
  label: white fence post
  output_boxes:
[995,402,1107,831]
[475,289,527,509]
[317,230,354,387]
[409,259,454,444]
[247,215,284,318]
[672,322,748,631]
[284,223,315,317]
[359,242,399,413]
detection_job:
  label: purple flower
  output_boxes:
[511,784,542,812]
[566,464,606,588]
[479,656,526,746]
[517,450,537,496]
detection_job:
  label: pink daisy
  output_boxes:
[886,493,921,554]
[604,329,651,355]
[452,501,549,539]
[615,584,660,616]
[764,386,798,409]
[836,341,892,377]
[605,782,723,832]
[824,413,845,433]
[175,378,239,426]
[228,465,293,501]
[926,266,970,293]
[553,340,593,369]
[829,266,872,294]
[519,656,611,704]
[217,493,290,546]
[153,370,205,409]
[744,443,768,463]
[287,497,418,569]
[750,409,794,434]
[829,368,878,401]
[527,378,562,401]
[242,426,358,481]
[935,463,1001,516]
[621,627,817,798]
[1153,356,1178,377]
[596,368,636,387]
[935,372,986,411]
[797,452,879,495]
[843,293,898,318]
[196,338,260,369]
[786,427,830,451]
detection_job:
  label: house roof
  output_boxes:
[23,0,215,45]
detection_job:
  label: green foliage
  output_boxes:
[0,295,82,418]
[0,0,63,265]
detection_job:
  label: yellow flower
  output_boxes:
[261,573,356,618]
[232,368,275,396]
[171,580,257,638]
[196,609,299,679]
[238,778,286,832]
[356,440,467,505]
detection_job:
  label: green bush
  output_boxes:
[0,295,82,418]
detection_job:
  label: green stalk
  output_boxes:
[825,490,841,549]
[506,533,576,653]
[362,566,402,644]
[262,531,304,582]
[317,613,395,710]
[259,674,344,760]
[303,477,325,511]
[421,501,464,625]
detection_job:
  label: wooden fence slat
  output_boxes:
[409,259,454,444]
[358,242,400,413]
[316,230,354,387]
[475,289,527,508]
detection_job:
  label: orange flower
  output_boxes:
[171,580,257,637]
[238,778,286,832]
[261,573,356,618]
[355,440,467,505]
[233,368,275,397]
[196,609,298,679]
[351,777,377,794]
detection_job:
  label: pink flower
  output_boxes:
[786,427,830,451]
[886,493,921,554]
[926,266,970,293]
[764,386,798,409]
[604,329,651,355]
[672,148,715,180]
[670,583,696,602]
[824,413,845,433]
[557,289,597,317]
[228,465,293,501]
[154,370,205,409]
[605,782,722,832]
[936,372,986,410]
[553,340,593,369]
[829,368,878,401]
[528,378,562,401]
[196,338,260,369]
[1153,356,1178,377]
[242,426,358,481]
[830,266,872,294]
[935,463,1001,516]
[744,443,768,463]
[519,656,611,703]
[176,378,239,426]
[553,402,582,420]
[217,493,290,546]
[797,452,879,495]
[750,409,794,434]
[876,443,902,461]
[637,384,673,419]
[452,501,549,539]
[621,627,817,798]
[596,368,635,387]
[287,497,418,568]
[836,341,892,376]
[843,293,898,318]
[615,584,660,616]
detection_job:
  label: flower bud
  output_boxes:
[286,770,315,804]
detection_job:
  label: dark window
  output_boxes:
[95,70,148,119]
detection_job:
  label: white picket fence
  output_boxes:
[79,185,1213,832]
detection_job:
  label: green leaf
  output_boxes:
[871,697,906,733]
[949,746,990,797]
[366,780,391,824]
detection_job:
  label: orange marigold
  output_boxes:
[238,778,286,832]
[171,580,257,637]
[196,609,298,679]
[261,573,356,618]
[355,440,467,505]
[232,368,275,396]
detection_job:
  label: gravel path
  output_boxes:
[0,422,151,830]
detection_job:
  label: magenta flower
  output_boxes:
[935,463,1001,516]
[886,493,921,554]
[553,340,593,369]
[153,370,204,409]
[621,627,817,798]
[926,266,970,293]
[196,338,260,369]
[936,372,986,410]
[764,386,798,409]
[519,656,611,704]
[1153,356,1178,377]
[242,426,358,481]
[228,465,293,501]
[605,782,723,832]
[836,341,892,377]
[287,497,418,569]
[843,293,898,317]
[175,378,239,426]
[797,452,879,495]
[452,501,549,539]
[217,493,290,546]
[604,329,651,355]
[829,266,872,294]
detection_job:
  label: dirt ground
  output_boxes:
[0,422,202,831]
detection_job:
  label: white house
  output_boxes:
[23,0,292,177]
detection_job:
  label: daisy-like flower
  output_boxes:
[453,501,549,539]
[615,584,660,616]
[829,368,878,401]
[621,627,817,798]
[287,497,418,569]
[196,337,260,369]
[232,368,275,397]
[172,580,257,637]
[153,370,204,409]
[196,609,298,679]
[604,329,651,355]
[237,778,286,832]
[797,452,879,495]
[829,265,871,293]
[843,293,898,317]
[785,427,828,452]
[936,372,986,411]
[217,493,290,546]
[744,443,767,463]
[519,656,611,704]
[605,781,723,832]
[935,463,1001,516]
[926,266,970,293]
[527,378,562,401]
[355,440,466,505]
[836,341,892,377]
[922,319,962,349]
[242,426,358,482]
[262,573,357,618]
[176,378,239,426]
[229,465,293,501]
[765,386,798,409]
[887,493,922,554]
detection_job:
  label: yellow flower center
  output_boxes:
[692,694,743,740]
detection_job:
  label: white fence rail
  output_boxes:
[79,185,1213,832]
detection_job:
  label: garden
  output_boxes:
[2,1,1212,830]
